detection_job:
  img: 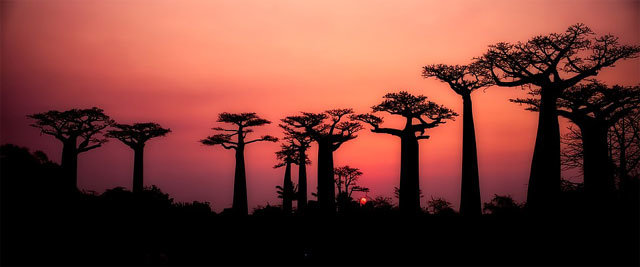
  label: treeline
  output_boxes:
[18,24,640,217]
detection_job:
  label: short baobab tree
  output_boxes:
[106,122,171,194]
[512,81,640,201]
[28,107,114,190]
[476,23,640,212]
[422,63,492,216]
[353,91,457,214]
[201,112,278,215]
[281,109,362,214]
[279,132,313,212]
[274,142,300,214]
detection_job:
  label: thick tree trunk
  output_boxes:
[526,88,561,213]
[317,140,335,214]
[581,124,615,202]
[297,148,308,212]
[232,146,248,215]
[61,137,78,191]
[133,146,144,194]
[282,162,293,214]
[460,94,481,216]
[399,133,420,214]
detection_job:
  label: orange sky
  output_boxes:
[2,0,639,212]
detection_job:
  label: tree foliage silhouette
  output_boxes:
[353,91,457,214]
[476,23,640,212]
[27,107,113,190]
[281,109,362,214]
[512,81,640,201]
[200,112,277,215]
[423,63,492,216]
[106,123,171,193]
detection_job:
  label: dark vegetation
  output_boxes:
[2,24,640,266]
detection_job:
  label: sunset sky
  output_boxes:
[2,0,639,212]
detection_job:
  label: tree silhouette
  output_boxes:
[476,23,640,212]
[353,91,457,214]
[426,197,455,215]
[27,107,114,190]
[106,123,171,194]
[273,142,299,214]
[422,63,492,216]
[512,81,640,201]
[334,165,368,198]
[609,111,640,191]
[281,109,362,214]
[278,130,312,212]
[200,112,278,215]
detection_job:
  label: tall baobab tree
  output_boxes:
[201,112,278,215]
[422,63,492,216]
[28,107,113,190]
[476,23,640,212]
[281,109,362,214]
[274,142,299,214]
[353,91,457,214]
[512,82,640,202]
[106,123,171,194]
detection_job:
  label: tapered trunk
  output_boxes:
[282,162,293,214]
[460,94,481,216]
[399,132,420,214]
[297,148,308,212]
[232,146,248,215]
[526,88,561,213]
[581,123,615,202]
[61,137,78,191]
[317,140,335,214]
[133,146,144,194]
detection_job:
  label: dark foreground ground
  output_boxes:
[1,144,639,266]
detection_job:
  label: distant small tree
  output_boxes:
[281,109,362,214]
[107,123,170,194]
[28,107,113,190]
[334,166,369,198]
[200,112,278,215]
[353,91,457,214]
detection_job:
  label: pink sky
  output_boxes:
[2,0,639,212]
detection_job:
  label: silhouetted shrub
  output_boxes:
[483,194,523,216]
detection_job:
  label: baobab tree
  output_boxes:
[106,122,171,194]
[353,91,457,214]
[200,112,278,215]
[422,63,492,216]
[28,107,113,190]
[334,165,369,199]
[281,109,362,214]
[273,142,299,214]
[512,81,640,202]
[277,127,313,212]
[609,111,640,192]
[476,23,640,212]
